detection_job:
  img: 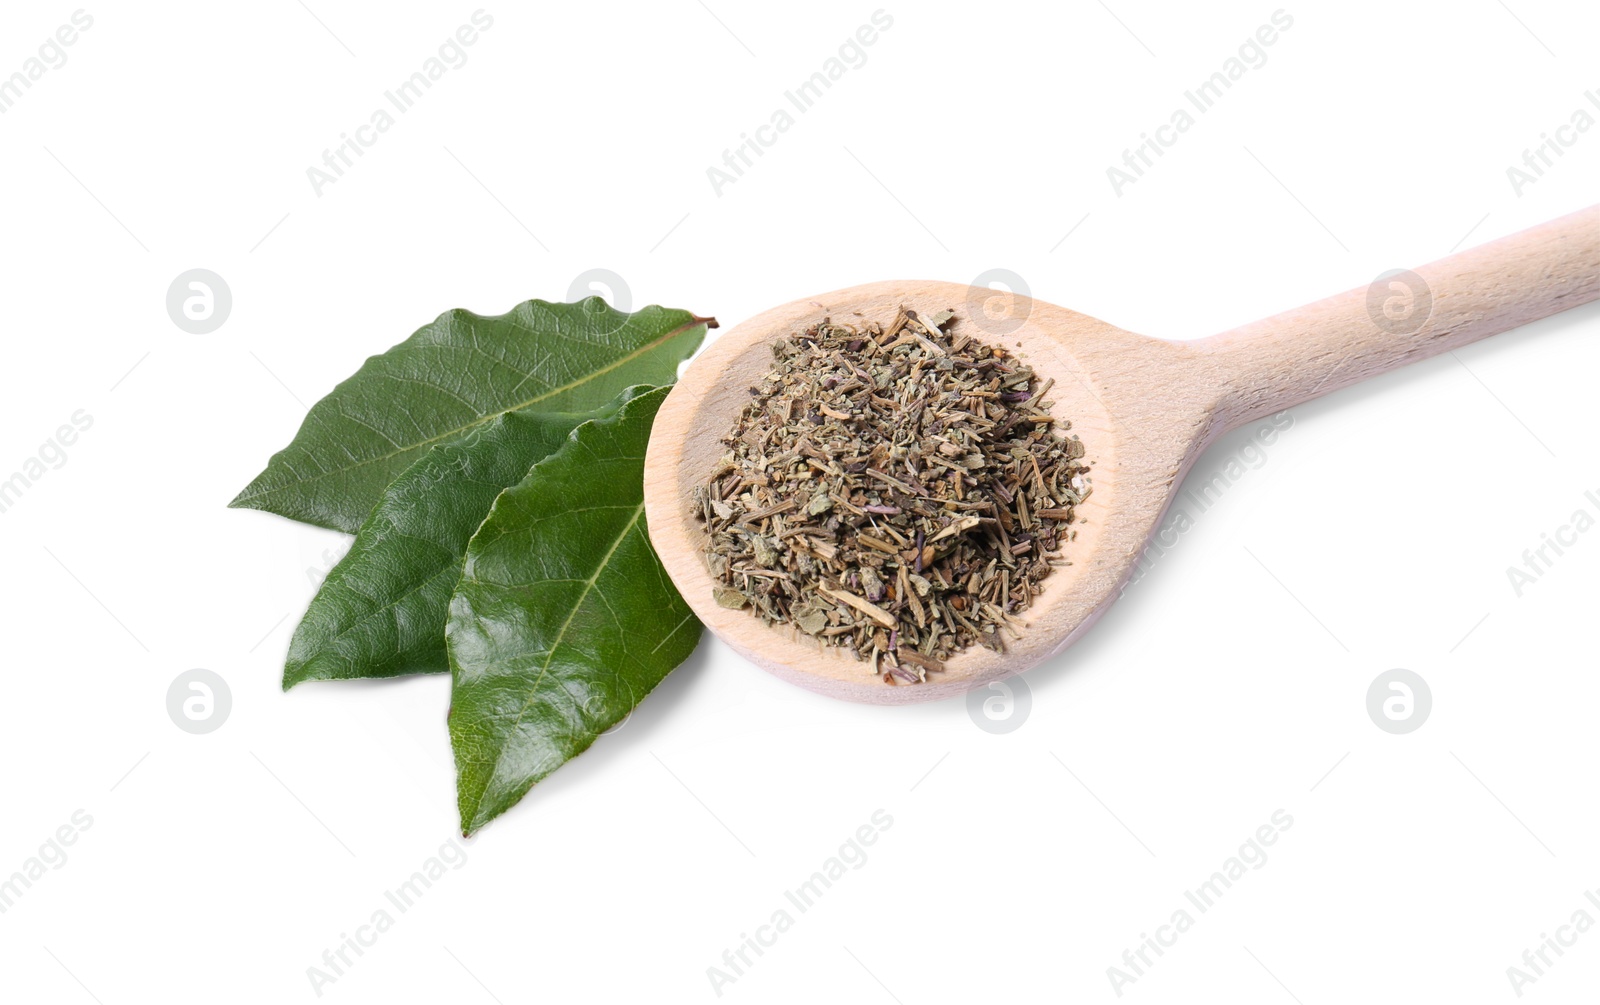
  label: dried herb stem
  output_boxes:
[695,308,1091,684]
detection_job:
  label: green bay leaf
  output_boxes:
[282,388,651,689]
[231,299,713,532]
[447,386,700,834]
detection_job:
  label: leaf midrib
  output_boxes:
[234,318,705,503]
[459,501,645,821]
[292,560,456,663]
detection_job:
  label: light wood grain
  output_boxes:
[643,206,1600,704]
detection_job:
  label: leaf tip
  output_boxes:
[282,654,318,690]
[457,798,487,838]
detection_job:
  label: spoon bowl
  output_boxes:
[644,207,1600,703]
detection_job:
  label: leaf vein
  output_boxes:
[463,504,645,811]
[234,317,704,504]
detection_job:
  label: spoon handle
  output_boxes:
[1197,204,1600,432]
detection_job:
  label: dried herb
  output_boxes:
[233,297,714,832]
[695,307,1091,684]
[448,387,700,834]
[231,298,714,533]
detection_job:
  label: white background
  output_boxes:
[1,1,1596,1002]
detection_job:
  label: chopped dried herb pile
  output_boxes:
[694,307,1091,684]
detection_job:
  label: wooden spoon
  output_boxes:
[644,205,1600,704]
